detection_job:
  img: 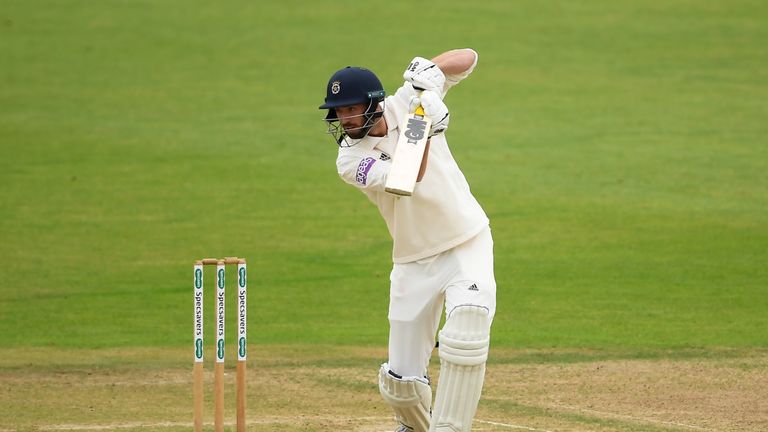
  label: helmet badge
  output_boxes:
[331,81,341,95]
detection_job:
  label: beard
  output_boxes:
[343,125,368,139]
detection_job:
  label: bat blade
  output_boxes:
[384,106,432,196]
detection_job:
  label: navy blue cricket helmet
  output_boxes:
[319,66,385,121]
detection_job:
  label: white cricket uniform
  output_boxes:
[336,52,496,379]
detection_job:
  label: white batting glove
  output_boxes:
[409,90,450,137]
[403,56,446,95]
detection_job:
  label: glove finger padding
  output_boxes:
[408,95,422,114]
[419,90,450,137]
[403,56,446,95]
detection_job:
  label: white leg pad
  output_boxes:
[379,363,432,432]
[429,305,490,432]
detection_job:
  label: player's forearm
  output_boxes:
[431,49,477,76]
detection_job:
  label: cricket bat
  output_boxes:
[384,96,432,196]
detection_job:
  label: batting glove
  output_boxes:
[403,56,446,95]
[409,90,450,137]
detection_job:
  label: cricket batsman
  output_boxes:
[319,48,496,432]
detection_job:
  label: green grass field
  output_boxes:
[1,1,767,431]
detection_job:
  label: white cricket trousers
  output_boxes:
[387,226,496,378]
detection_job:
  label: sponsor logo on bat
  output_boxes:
[404,117,427,145]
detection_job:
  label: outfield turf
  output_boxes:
[1,0,766,365]
[2,1,767,430]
